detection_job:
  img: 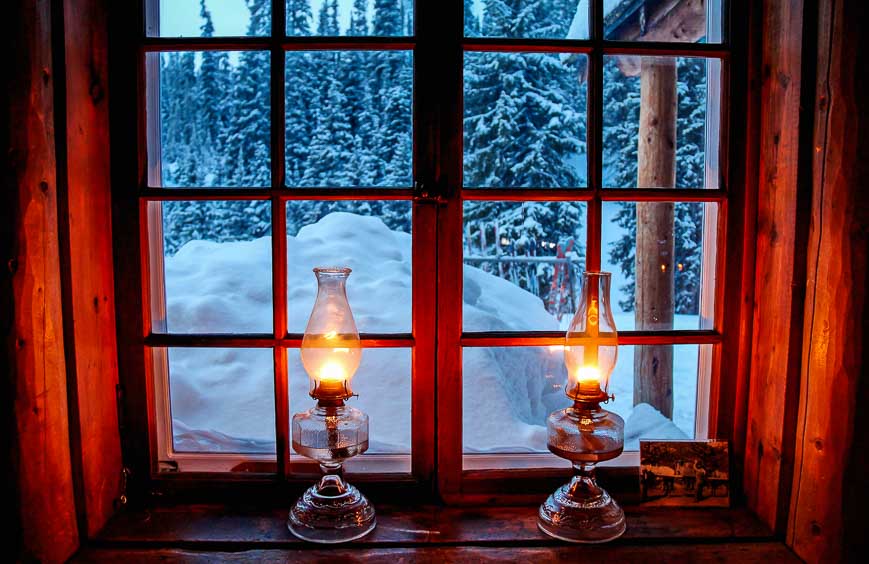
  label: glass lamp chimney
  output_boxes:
[300,267,361,402]
[564,271,618,403]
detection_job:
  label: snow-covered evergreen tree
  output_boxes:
[463,0,587,308]
[301,59,354,186]
[285,0,314,187]
[162,0,272,254]
[373,0,402,35]
[286,0,314,35]
[464,0,480,35]
[224,0,270,187]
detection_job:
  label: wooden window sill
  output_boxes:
[75,504,799,561]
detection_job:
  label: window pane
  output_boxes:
[287,201,412,333]
[602,201,716,331]
[465,0,586,39]
[463,201,586,331]
[464,52,588,188]
[604,0,723,43]
[462,345,702,455]
[463,346,565,454]
[152,51,271,187]
[150,0,271,37]
[289,348,411,454]
[602,56,718,189]
[287,0,414,36]
[286,51,412,187]
[167,348,276,454]
[159,201,273,334]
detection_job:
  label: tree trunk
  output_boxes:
[634,58,677,418]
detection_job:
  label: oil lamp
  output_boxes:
[538,271,626,543]
[287,267,375,543]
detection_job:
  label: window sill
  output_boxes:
[79,503,797,561]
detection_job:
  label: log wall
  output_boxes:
[743,0,811,533]
[59,0,123,538]
[786,0,869,561]
[2,1,79,561]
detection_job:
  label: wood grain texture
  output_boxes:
[787,0,869,561]
[743,0,810,533]
[74,543,800,563]
[2,0,79,561]
[94,504,772,546]
[611,0,708,77]
[60,0,123,538]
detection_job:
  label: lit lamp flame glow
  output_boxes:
[574,366,603,397]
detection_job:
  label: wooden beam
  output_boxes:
[612,0,709,77]
[743,0,811,534]
[787,0,869,561]
[634,58,678,417]
[2,0,79,561]
[58,0,123,538]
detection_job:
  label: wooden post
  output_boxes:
[633,57,677,418]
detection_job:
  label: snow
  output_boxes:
[566,0,589,39]
[166,212,695,455]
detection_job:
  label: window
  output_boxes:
[128,0,737,498]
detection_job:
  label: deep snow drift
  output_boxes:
[165,212,690,454]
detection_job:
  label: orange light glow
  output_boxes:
[574,366,603,396]
[319,361,347,382]
[588,298,599,326]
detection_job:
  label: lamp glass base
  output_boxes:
[287,474,376,544]
[538,467,626,543]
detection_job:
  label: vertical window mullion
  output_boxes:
[270,0,290,478]
[587,0,605,272]
[410,0,436,484]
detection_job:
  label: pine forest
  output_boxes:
[159,0,710,318]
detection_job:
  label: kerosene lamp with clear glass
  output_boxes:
[287,267,376,544]
[538,271,626,543]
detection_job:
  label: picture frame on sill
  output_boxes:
[639,440,730,507]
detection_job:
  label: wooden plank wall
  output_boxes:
[59,0,123,538]
[743,0,813,533]
[1,0,80,561]
[787,0,869,561]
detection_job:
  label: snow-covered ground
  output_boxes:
[165,212,693,454]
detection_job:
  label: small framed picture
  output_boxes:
[639,440,730,507]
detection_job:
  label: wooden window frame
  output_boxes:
[436,0,743,503]
[110,0,754,505]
